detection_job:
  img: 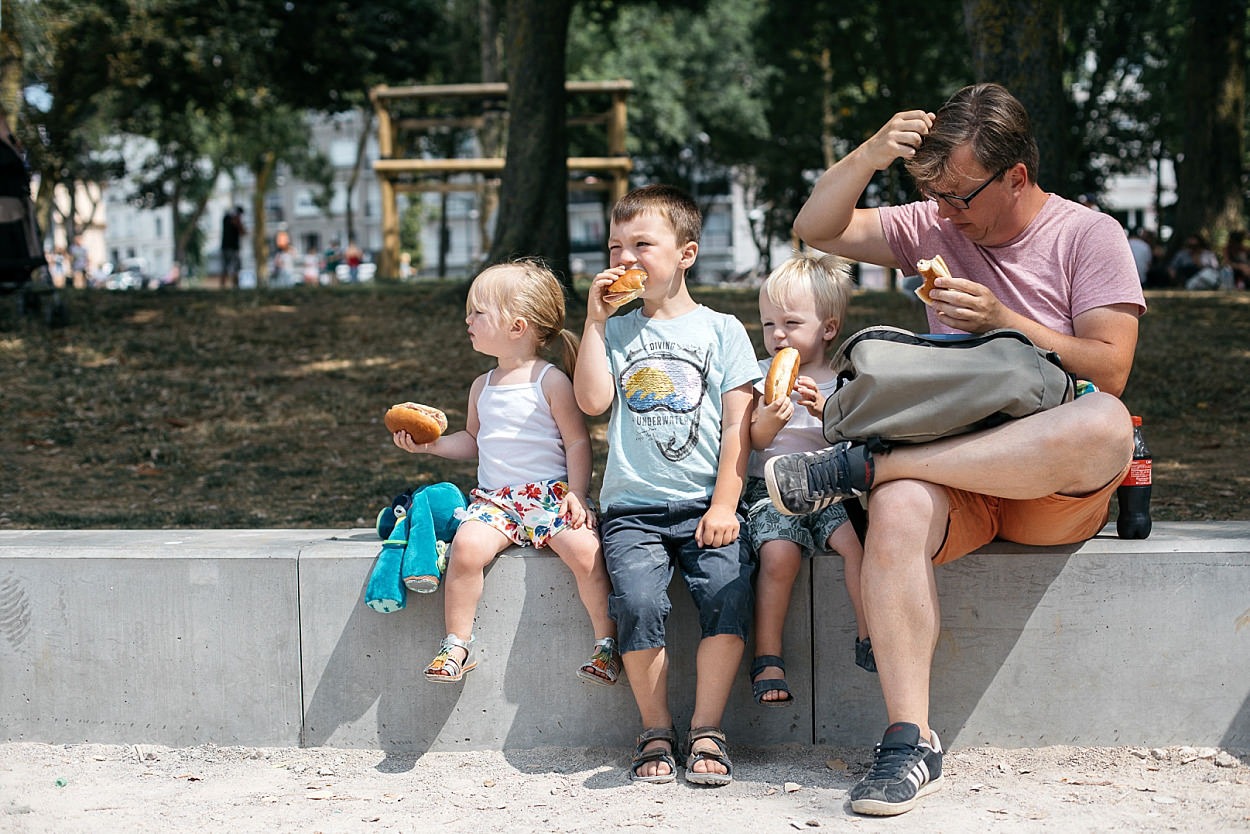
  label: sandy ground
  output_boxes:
[2,740,1248,833]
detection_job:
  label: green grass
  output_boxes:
[1,283,1245,528]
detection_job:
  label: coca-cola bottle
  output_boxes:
[1116,415,1152,539]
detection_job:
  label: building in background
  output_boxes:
[97,108,1174,287]
[98,107,788,285]
[103,111,385,286]
[1101,158,1177,239]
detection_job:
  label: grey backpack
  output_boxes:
[823,326,1075,452]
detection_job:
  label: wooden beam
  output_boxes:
[396,116,488,132]
[391,179,616,195]
[370,80,633,274]
[374,157,632,176]
[371,80,633,101]
[393,113,610,133]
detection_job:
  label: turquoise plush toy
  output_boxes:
[366,482,467,613]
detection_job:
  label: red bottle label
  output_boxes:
[1121,458,1152,487]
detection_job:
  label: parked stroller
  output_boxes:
[1,124,68,328]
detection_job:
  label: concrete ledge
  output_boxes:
[815,522,1250,750]
[1,522,1247,751]
[297,530,810,751]
[0,529,308,747]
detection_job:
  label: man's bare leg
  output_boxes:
[859,480,949,742]
[874,393,1131,498]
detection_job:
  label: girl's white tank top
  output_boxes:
[475,363,568,490]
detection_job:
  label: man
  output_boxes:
[69,235,89,289]
[221,206,245,289]
[767,83,1146,816]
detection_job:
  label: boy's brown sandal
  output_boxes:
[685,726,733,786]
[630,726,677,784]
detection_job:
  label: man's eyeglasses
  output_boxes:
[924,165,1012,210]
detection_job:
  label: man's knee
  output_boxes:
[1053,394,1134,486]
[1086,393,1133,445]
[1056,393,1131,440]
[864,481,949,566]
[869,480,948,523]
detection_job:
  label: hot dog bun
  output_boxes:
[604,267,648,307]
[764,347,801,405]
[914,255,952,306]
[384,402,448,444]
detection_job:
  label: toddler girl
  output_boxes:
[393,260,619,686]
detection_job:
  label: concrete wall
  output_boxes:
[0,530,306,746]
[815,522,1250,750]
[1,523,1247,752]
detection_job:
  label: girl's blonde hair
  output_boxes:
[761,251,854,331]
[466,259,580,373]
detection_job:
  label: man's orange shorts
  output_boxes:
[933,461,1130,566]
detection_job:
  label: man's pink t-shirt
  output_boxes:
[879,196,1146,335]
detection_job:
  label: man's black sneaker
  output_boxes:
[849,722,943,816]
[763,442,872,516]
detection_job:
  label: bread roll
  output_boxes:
[604,267,648,307]
[764,347,801,404]
[914,255,952,306]
[384,403,448,444]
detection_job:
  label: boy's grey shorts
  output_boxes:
[743,476,850,557]
[600,498,755,654]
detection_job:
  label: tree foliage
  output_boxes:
[570,0,769,186]
[12,0,451,274]
[745,0,971,264]
[5,0,1247,280]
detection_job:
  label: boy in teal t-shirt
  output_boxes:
[575,184,758,787]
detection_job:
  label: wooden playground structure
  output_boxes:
[369,80,633,277]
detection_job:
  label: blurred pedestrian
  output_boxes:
[302,246,321,285]
[0,111,46,289]
[221,206,245,289]
[1221,230,1249,290]
[1170,234,1221,290]
[1127,228,1154,287]
[345,240,363,282]
[70,235,89,289]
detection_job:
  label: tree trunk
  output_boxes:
[0,0,21,118]
[252,152,276,287]
[963,0,1067,193]
[173,172,218,268]
[345,108,374,258]
[438,188,449,278]
[1174,0,1247,247]
[486,0,574,288]
[476,0,504,259]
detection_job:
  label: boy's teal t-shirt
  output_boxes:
[600,304,760,510]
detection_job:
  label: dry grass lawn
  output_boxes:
[2,283,1246,528]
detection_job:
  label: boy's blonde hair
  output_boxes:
[466,259,580,373]
[611,184,702,245]
[761,252,854,331]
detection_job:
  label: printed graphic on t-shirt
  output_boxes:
[619,344,710,462]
